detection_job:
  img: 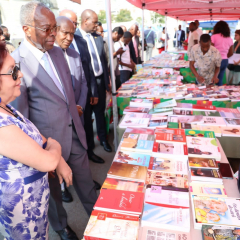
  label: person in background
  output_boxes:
[115,31,135,84]
[211,20,233,86]
[157,27,169,54]
[129,24,139,64]
[0,27,5,43]
[183,31,189,51]
[228,30,240,85]
[1,25,15,53]
[186,22,199,57]
[0,41,63,240]
[195,20,203,37]
[144,26,156,61]
[189,34,221,86]
[174,25,185,48]
[209,30,213,36]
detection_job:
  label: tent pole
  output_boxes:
[105,0,118,151]
[141,7,145,62]
[165,15,167,52]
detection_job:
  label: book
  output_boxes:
[188,157,218,169]
[94,189,144,216]
[144,187,190,208]
[148,157,188,174]
[173,109,220,117]
[192,124,222,137]
[129,98,153,108]
[201,225,240,240]
[169,115,204,124]
[123,127,155,136]
[186,137,221,161]
[107,162,148,182]
[189,182,227,197]
[221,126,240,137]
[217,107,240,113]
[148,117,168,128]
[119,117,150,129]
[102,177,144,192]
[219,111,240,119]
[154,99,177,109]
[84,210,139,240]
[146,171,189,189]
[192,196,240,229]
[185,129,216,138]
[155,128,186,144]
[190,168,222,184]
[200,117,226,127]
[139,227,191,240]
[123,106,150,114]
[152,141,188,159]
[141,203,190,232]
[224,118,240,127]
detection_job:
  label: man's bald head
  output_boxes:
[120,25,127,33]
[81,9,98,33]
[59,9,78,30]
[129,24,138,37]
[55,16,75,49]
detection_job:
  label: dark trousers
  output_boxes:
[178,41,182,47]
[120,70,132,84]
[217,59,228,86]
[84,74,107,152]
[48,124,97,231]
[116,75,121,90]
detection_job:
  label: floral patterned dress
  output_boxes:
[0,105,49,240]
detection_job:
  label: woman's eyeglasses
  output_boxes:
[0,64,20,80]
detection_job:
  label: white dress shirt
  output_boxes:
[72,38,80,54]
[79,28,103,77]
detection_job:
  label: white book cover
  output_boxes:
[200,117,226,127]
[224,118,240,127]
[119,117,150,129]
[221,126,240,137]
[192,124,222,137]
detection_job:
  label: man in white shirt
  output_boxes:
[187,22,199,56]
[195,20,203,38]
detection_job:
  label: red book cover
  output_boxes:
[192,105,216,110]
[155,128,186,143]
[196,100,213,106]
[153,98,161,105]
[94,189,144,215]
[148,157,155,170]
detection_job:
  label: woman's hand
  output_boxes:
[45,137,61,153]
[56,157,73,187]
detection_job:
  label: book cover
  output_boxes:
[154,99,177,109]
[169,115,204,124]
[190,169,222,182]
[189,183,227,197]
[201,117,226,127]
[193,105,216,111]
[113,151,151,167]
[144,187,190,208]
[185,130,216,138]
[102,178,144,192]
[168,122,179,129]
[148,119,168,128]
[221,127,240,137]
[124,127,155,136]
[94,189,144,215]
[192,196,240,228]
[141,203,190,232]
[120,138,154,153]
[123,106,150,114]
[119,117,150,128]
[201,225,240,240]
[148,157,188,174]
[224,118,240,127]
[197,100,213,105]
[192,125,222,137]
[155,128,186,144]
[146,171,189,189]
[139,227,191,240]
[188,157,218,169]
[219,111,240,119]
[107,162,148,182]
[186,137,221,160]
[216,107,240,113]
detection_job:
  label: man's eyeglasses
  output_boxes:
[26,24,58,35]
[59,29,75,38]
[72,22,79,27]
[0,64,20,81]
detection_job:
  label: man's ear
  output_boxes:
[22,26,31,38]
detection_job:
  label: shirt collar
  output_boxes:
[23,38,44,62]
[79,28,88,37]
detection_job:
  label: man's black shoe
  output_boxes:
[100,141,112,152]
[56,225,79,240]
[88,152,105,163]
[94,180,101,190]
[62,188,73,203]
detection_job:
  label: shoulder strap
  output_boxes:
[146,30,152,39]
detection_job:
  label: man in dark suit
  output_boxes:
[11,2,97,240]
[174,25,185,48]
[59,9,107,163]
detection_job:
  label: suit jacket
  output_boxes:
[74,34,98,98]
[129,40,137,64]
[174,30,185,42]
[66,47,88,110]
[11,42,88,161]
[75,28,110,91]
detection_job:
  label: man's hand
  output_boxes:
[76,105,83,117]
[116,48,125,56]
[56,157,73,187]
[197,75,205,83]
[90,97,98,105]
[212,76,219,84]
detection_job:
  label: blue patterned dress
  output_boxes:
[0,105,49,240]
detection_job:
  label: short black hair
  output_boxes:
[190,22,197,27]
[200,34,211,43]
[124,31,132,39]
[113,26,124,35]
[97,22,102,26]
[163,27,165,30]
[1,25,6,29]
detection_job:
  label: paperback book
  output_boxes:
[188,157,218,169]
[154,99,177,109]
[185,129,216,138]
[224,118,240,127]
[155,128,186,144]
[200,117,226,127]
[190,168,222,184]
[221,127,240,137]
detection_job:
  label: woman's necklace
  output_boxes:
[0,105,24,123]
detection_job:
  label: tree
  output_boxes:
[98,10,107,24]
[115,9,133,23]
[150,12,165,25]
[136,17,142,26]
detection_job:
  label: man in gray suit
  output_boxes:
[11,2,97,240]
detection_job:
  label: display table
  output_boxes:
[190,139,240,239]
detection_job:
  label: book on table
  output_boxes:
[154,99,177,109]
[148,117,168,128]
[192,124,222,137]
[129,98,153,108]
[224,118,240,127]
[119,117,150,129]
[94,189,144,216]
[172,109,220,117]
[102,177,145,192]
[189,182,227,197]
[123,106,150,114]
[219,111,240,119]
[186,137,221,162]
[188,157,218,169]
[191,196,240,230]
[200,117,227,127]
[123,127,155,136]
[168,115,204,124]
[141,203,190,232]
[107,162,148,182]
[190,168,223,184]
[185,129,216,138]
[155,128,186,144]
[84,210,139,240]
[221,126,240,137]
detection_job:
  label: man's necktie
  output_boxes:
[41,52,67,100]
[86,34,100,72]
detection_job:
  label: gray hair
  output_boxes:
[20,1,50,26]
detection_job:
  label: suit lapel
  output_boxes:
[19,44,66,103]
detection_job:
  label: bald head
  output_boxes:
[120,25,127,33]
[81,9,98,33]
[129,24,138,37]
[55,16,75,49]
[59,9,78,30]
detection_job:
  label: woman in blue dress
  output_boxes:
[0,43,72,239]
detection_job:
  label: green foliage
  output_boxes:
[136,17,142,25]
[115,9,133,23]
[150,12,165,25]
[98,10,107,24]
